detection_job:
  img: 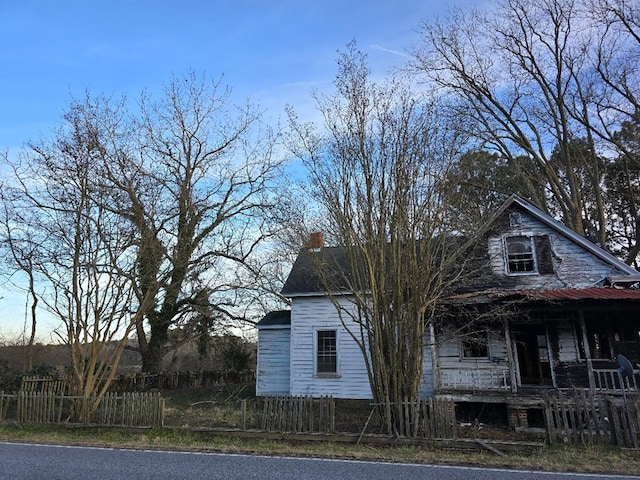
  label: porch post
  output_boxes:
[578,310,596,393]
[545,324,558,388]
[503,318,518,393]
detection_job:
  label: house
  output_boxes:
[256,196,640,427]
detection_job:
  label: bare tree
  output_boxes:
[412,0,611,244]
[88,73,286,372]
[0,116,150,418]
[440,149,547,231]
[1,73,287,376]
[288,44,472,437]
[582,0,640,263]
[0,166,39,372]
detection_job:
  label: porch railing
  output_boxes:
[439,368,510,391]
[593,368,639,393]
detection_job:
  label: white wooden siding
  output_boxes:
[289,296,373,399]
[288,296,436,399]
[487,210,627,289]
[256,328,290,396]
[436,331,510,390]
[420,337,434,397]
[555,319,580,363]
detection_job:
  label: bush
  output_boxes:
[0,360,21,393]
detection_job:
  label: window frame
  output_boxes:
[504,234,538,275]
[315,328,339,376]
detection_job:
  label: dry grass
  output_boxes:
[163,386,248,429]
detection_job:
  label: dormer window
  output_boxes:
[504,234,554,275]
[506,236,536,273]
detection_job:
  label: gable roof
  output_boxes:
[281,246,353,297]
[281,195,638,298]
[491,195,637,276]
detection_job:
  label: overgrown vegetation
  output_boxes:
[287,41,474,439]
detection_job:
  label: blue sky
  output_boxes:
[0,0,486,151]
[0,0,484,339]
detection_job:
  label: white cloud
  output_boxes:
[370,44,411,59]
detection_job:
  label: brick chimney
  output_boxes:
[308,232,324,251]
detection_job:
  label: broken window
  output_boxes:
[505,235,554,275]
[506,236,535,273]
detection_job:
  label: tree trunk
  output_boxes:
[140,315,171,373]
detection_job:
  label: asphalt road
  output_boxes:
[1,442,639,480]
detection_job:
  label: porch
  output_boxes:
[437,366,639,395]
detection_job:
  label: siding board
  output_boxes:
[290,297,373,399]
[256,328,291,396]
[483,206,630,291]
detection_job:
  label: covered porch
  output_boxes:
[433,286,640,398]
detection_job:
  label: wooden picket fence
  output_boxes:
[98,392,165,427]
[259,395,335,433]
[16,371,254,395]
[376,396,456,439]
[544,390,640,448]
[20,375,69,394]
[253,395,456,439]
[420,396,457,439]
[0,391,164,427]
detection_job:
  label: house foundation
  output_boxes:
[508,407,529,429]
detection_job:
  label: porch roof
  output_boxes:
[522,287,640,301]
[444,286,640,304]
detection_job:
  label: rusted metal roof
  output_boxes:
[520,287,640,301]
[444,286,640,304]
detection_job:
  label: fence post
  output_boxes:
[240,399,247,430]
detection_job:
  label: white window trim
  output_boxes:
[314,327,340,378]
[503,233,539,276]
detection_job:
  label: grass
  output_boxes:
[1,386,639,476]
[163,385,249,429]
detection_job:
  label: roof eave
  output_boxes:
[283,290,354,298]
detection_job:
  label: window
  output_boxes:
[316,330,337,374]
[462,333,489,358]
[504,234,554,275]
[509,212,523,227]
[506,236,536,273]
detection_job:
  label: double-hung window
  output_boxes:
[316,329,337,374]
[505,235,536,273]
